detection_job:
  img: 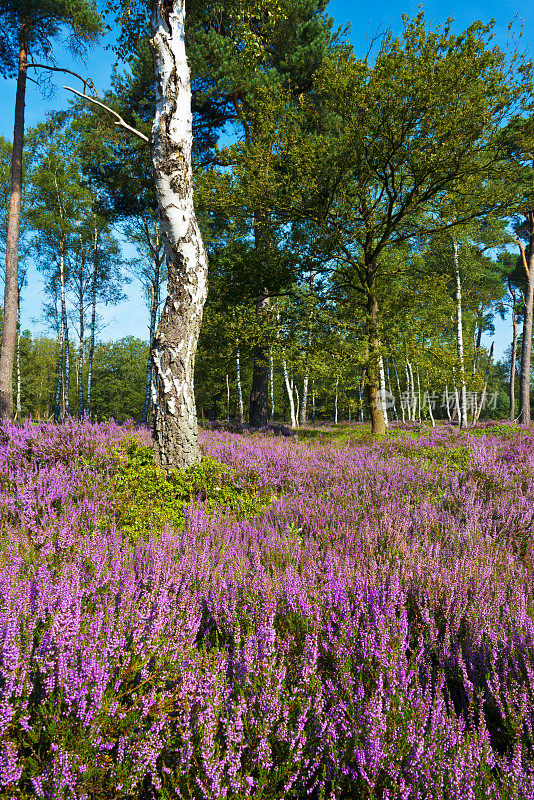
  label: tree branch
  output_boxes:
[28,64,97,95]
[63,86,149,144]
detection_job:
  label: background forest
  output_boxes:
[1,0,534,430]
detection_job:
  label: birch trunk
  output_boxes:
[453,237,468,428]
[509,285,517,421]
[312,378,316,424]
[86,251,97,418]
[366,278,386,435]
[236,345,244,424]
[60,252,70,418]
[300,372,309,426]
[269,347,274,421]
[77,303,84,418]
[282,359,297,428]
[150,0,209,469]
[334,375,339,425]
[0,29,27,419]
[407,359,416,422]
[392,359,404,423]
[386,359,398,421]
[379,354,389,429]
[226,373,230,422]
[416,369,422,423]
[444,385,452,422]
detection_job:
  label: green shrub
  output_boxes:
[105,439,274,542]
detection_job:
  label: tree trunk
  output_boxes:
[474,342,494,424]
[366,278,386,435]
[269,347,275,421]
[59,251,70,418]
[300,372,309,426]
[236,344,244,424]
[77,304,84,418]
[509,285,517,421]
[312,378,316,424]
[334,375,338,425]
[444,385,452,422]
[406,359,416,422]
[518,215,534,426]
[379,354,389,429]
[282,359,297,428]
[453,237,468,428]
[416,369,422,423]
[149,0,209,469]
[249,286,270,428]
[86,257,97,418]
[226,373,230,422]
[0,33,27,419]
[15,302,21,421]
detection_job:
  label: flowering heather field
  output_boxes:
[2,418,534,799]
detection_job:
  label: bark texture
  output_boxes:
[0,33,27,419]
[150,0,208,469]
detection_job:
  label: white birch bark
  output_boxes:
[226,373,230,422]
[269,347,275,420]
[150,0,209,468]
[282,359,297,428]
[236,344,244,424]
[416,369,422,423]
[453,237,468,428]
[444,385,452,422]
[474,342,494,424]
[334,375,339,425]
[379,354,389,429]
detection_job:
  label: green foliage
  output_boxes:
[106,439,275,541]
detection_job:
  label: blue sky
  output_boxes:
[1,0,532,356]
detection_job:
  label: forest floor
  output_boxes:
[1,417,534,798]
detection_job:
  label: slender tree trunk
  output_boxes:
[445,385,452,422]
[416,370,422,423]
[379,354,389,429]
[518,216,534,426]
[392,359,403,423]
[0,33,27,418]
[86,263,97,418]
[226,373,230,422]
[282,359,297,427]
[386,359,398,421]
[236,344,244,424]
[54,299,63,423]
[269,347,275,421]
[300,372,309,426]
[453,237,468,428]
[15,303,21,421]
[150,0,209,468]
[334,375,338,425]
[250,286,270,428]
[77,306,84,418]
[59,251,70,418]
[474,342,494,424]
[312,378,316,424]
[366,277,386,435]
[509,286,518,420]
[473,317,483,374]
[407,359,416,422]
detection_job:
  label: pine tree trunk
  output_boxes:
[0,32,27,419]
[453,237,468,428]
[518,214,534,426]
[366,278,386,435]
[509,286,517,421]
[249,287,270,428]
[149,0,209,469]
